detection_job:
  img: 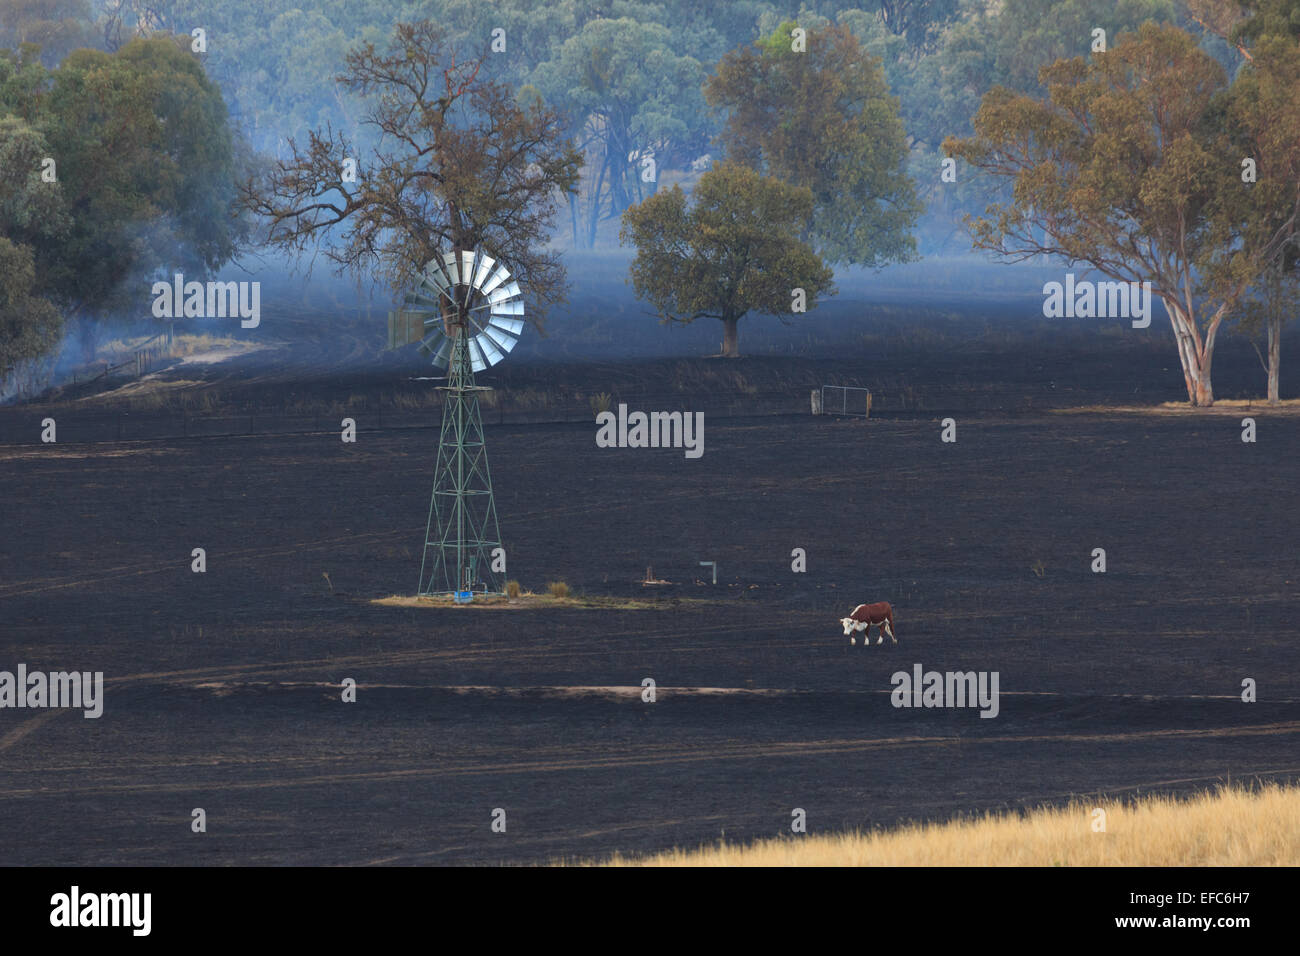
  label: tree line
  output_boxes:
[0,0,1297,405]
[625,2,1299,393]
[0,29,244,393]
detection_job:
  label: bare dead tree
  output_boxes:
[241,20,582,330]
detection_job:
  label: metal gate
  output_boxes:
[816,385,872,418]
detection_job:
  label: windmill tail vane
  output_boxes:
[386,248,524,597]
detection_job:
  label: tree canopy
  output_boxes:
[243,20,582,327]
[532,16,708,248]
[620,161,834,357]
[945,21,1300,406]
[706,21,920,269]
[39,36,244,311]
[0,33,245,394]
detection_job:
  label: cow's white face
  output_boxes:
[840,617,856,637]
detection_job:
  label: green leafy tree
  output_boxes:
[705,21,920,269]
[533,16,707,248]
[945,23,1260,406]
[0,238,61,395]
[102,0,381,156]
[1233,0,1300,44]
[0,0,96,66]
[0,114,68,277]
[0,34,242,390]
[39,36,245,314]
[987,0,1176,92]
[0,41,55,117]
[877,0,1174,254]
[1208,16,1300,402]
[874,0,961,51]
[619,161,834,357]
[880,0,1175,154]
[1234,259,1300,404]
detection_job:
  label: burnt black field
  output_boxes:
[2,274,1299,865]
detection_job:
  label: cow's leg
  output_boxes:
[886,620,897,644]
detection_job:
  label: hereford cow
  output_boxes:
[840,602,896,645]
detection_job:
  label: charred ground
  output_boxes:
[1,293,1298,865]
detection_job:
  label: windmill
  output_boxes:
[388,248,524,597]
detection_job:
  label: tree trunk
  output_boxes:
[1163,297,1220,407]
[1268,311,1281,406]
[1197,306,1226,407]
[585,152,608,250]
[1167,306,1199,404]
[721,316,739,357]
[607,129,631,217]
[1195,367,1214,406]
[1167,325,1193,402]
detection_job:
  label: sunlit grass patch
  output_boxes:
[585,783,1300,866]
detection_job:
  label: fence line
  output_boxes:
[0,385,1068,446]
[69,329,175,387]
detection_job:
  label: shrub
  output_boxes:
[505,579,521,598]
[546,580,570,598]
[590,392,612,416]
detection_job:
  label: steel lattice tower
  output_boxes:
[417,328,504,596]
[389,249,524,597]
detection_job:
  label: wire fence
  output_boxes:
[0,383,1071,446]
[0,393,787,445]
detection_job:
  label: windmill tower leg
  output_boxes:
[418,328,504,596]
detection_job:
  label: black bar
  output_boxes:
[2,866,1283,943]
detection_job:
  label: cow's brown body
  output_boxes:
[841,602,896,645]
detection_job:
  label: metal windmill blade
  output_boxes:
[387,249,525,373]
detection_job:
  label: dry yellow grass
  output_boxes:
[595,783,1300,866]
[98,332,245,359]
[1053,399,1300,416]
